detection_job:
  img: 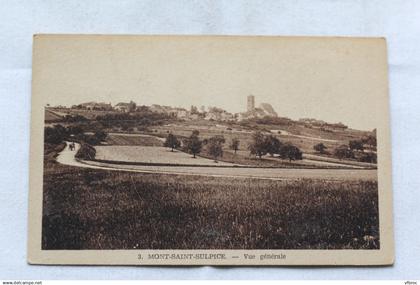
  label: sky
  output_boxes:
[34,35,388,130]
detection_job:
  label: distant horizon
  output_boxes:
[46,99,374,131]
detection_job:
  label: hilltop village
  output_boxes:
[50,95,348,132]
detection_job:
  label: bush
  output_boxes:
[358,152,377,164]
[279,143,303,161]
[248,131,267,158]
[349,140,364,152]
[63,114,88,123]
[185,130,202,158]
[164,133,181,152]
[334,145,354,160]
[44,125,67,144]
[240,116,293,127]
[67,125,85,136]
[75,143,96,160]
[83,135,101,146]
[94,130,107,141]
[207,135,225,161]
[44,124,107,148]
[313,143,327,154]
[230,138,240,154]
[265,135,282,156]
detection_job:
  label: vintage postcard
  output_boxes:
[28,35,394,265]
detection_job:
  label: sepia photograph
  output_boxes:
[28,35,393,265]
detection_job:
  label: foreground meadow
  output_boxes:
[42,156,379,250]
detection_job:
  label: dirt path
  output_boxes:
[56,142,81,165]
[57,142,377,181]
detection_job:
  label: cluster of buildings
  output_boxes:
[76,101,138,113]
[236,95,278,120]
[148,95,278,122]
[67,96,348,131]
[72,96,346,130]
[73,95,279,122]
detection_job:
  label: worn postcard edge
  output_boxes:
[27,35,394,266]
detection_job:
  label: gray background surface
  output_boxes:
[0,0,419,279]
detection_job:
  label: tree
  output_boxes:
[265,135,282,156]
[190,105,199,114]
[44,124,67,144]
[230,138,240,154]
[349,140,364,152]
[186,130,202,158]
[248,131,267,159]
[208,135,225,145]
[334,145,354,160]
[362,134,377,149]
[84,135,101,145]
[66,125,84,136]
[164,133,181,152]
[358,152,377,163]
[94,130,107,142]
[208,135,225,162]
[279,143,303,162]
[313,143,327,154]
[137,105,150,113]
[63,114,88,123]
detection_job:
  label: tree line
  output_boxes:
[312,135,377,163]
[164,130,303,162]
[44,124,107,146]
[165,130,377,164]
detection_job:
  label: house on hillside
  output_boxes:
[174,108,188,118]
[204,107,234,121]
[79,102,113,111]
[149,104,166,114]
[188,113,200,120]
[220,112,234,121]
[149,104,178,117]
[237,108,267,121]
[115,101,136,112]
[136,105,151,112]
[322,122,348,132]
[205,111,219,121]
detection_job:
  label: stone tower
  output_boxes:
[247,95,255,112]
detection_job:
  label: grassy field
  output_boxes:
[43,147,379,250]
[87,132,355,168]
[44,110,64,122]
[95,145,235,166]
[105,134,163,146]
[50,108,375,168]
[101,132,299,167]
[152,120,368,154]
[98,133,367,169]
[150,122,372,167]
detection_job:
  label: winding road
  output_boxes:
[57,142,377,181]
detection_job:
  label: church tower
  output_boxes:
[247,95,255,112]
